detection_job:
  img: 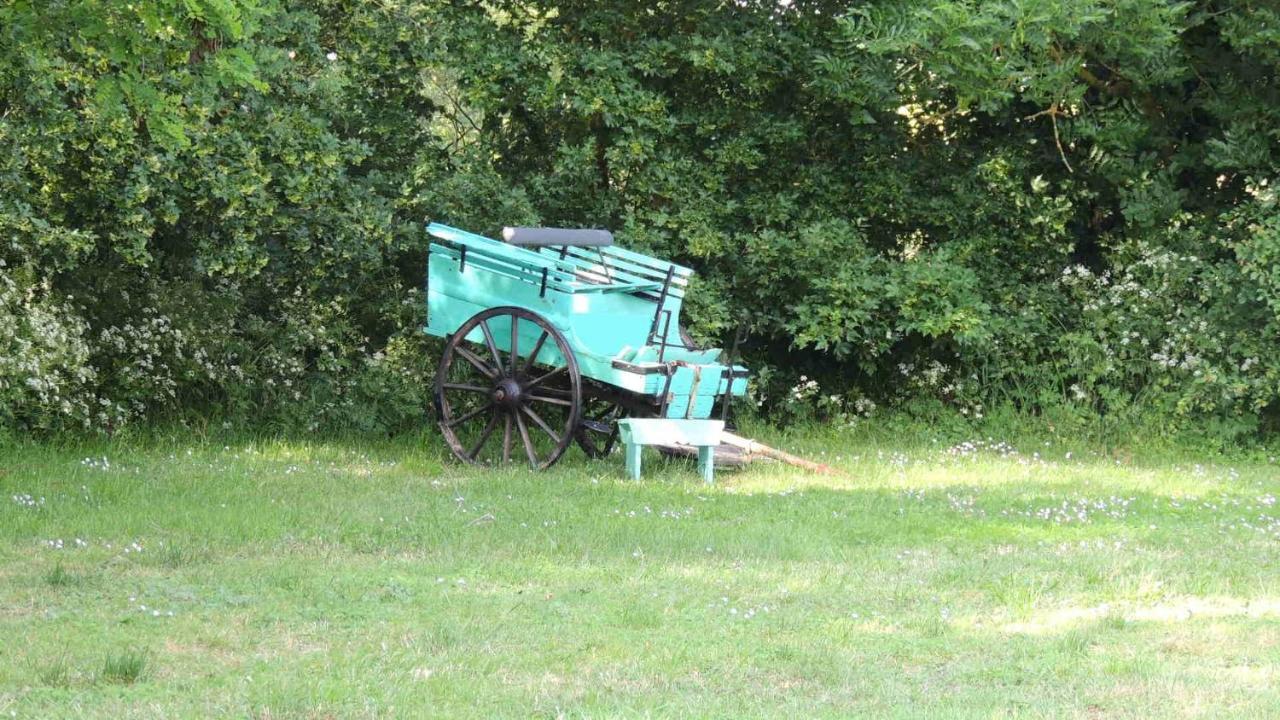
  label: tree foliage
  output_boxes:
[2,0,1278,439]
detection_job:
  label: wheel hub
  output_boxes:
[491,378,523,410]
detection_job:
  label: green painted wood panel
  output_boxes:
[422,222,746,420]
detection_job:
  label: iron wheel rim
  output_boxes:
[434,306,582,470]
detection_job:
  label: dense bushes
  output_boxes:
[1,1,1278,440]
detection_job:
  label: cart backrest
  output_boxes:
[535,244,691,302]
[537,241,694,355]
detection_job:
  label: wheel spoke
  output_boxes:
[455,346,499,379]
[523,330,549,374]
[530,385,574,398]
[468,412,501,459]
[527,393,573,407]
[442,382,488,394]
[501,414,513,463]
[479,320,503,373]
[514,411,538,467]
[509,315,519,376]
[526,365,566,389]
[445,402,492,428]
[520,404,563,445]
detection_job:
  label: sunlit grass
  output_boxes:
[0,425,1277,718]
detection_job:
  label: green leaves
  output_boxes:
[2,0,1279,437]
[212,47,269,91]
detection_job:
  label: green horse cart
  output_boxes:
[423,223,748,470]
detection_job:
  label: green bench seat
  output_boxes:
[617,418,725,484]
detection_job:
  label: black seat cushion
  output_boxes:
[502,227,613,247]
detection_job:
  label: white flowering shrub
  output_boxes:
[92,307,195,428]
[756,208,1278,442]
[1053,221,1279,438]
[0,273,97,430]
[763,371,879,427]
[0,271,435,435]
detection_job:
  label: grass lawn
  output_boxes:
[1,423,1278,718]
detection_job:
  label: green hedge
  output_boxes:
[2,1,1278,440]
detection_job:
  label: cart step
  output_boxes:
[618,419,724,483]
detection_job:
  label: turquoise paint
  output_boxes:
[423,223,747,419]
[618,418,724,482]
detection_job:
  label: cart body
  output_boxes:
[424,223,747,423]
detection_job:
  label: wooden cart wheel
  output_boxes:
[575,395,622,458]
[435,306,582,470]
